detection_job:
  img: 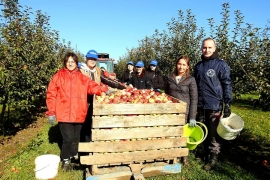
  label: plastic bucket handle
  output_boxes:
[34,164,50,172]
[194,122,208,144]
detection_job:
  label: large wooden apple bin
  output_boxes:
[78,95,188,180]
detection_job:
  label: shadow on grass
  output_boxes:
[233,98,257,108]
[233,96,269,111]
[0,106,47,139]
[226,98,270,179]
[48,124,62,150]
[221,129,270,180]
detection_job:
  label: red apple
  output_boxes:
[126,92,132,97]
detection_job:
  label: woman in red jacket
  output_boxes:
[46,52,105,171]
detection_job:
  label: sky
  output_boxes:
[17,0,270,62]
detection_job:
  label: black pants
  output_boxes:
[59,122,82,160]
[197,109,222,155]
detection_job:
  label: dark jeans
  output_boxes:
[59,122,82,160]
[197,109,222,155]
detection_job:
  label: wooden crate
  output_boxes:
[79,99,188,180]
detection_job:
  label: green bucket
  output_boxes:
[183,122,208,150]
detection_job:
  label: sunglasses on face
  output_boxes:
[150,65,156,67]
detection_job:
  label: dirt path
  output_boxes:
[0,117,47,167]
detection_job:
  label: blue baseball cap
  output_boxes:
[127,61,134,65]
[150,59,158,66]
[85,49,98,60]
[135,61,144,67]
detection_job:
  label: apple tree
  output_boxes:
[0,0,61,133]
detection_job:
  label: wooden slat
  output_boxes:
[86,162,181,177]
[81,148,189,165]
[79,137,187,152]
[86,170,132,180]
[92,114,186,128]
[133,174,145,180]
[142,163,181,178]
[91,126,183,141]
[93,102,186,115]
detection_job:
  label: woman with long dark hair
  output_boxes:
[165,55,198,165]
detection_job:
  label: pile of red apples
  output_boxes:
[95,88,179,104]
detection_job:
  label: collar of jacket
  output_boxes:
[201,51,219,61]
[64,68,78,73]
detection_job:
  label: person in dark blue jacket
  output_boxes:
[194,37,232,171]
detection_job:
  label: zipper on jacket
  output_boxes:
[202,61,206,108]
[69,72,73,122]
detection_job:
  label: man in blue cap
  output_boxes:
[128,60,151,89]
[146,59,164,92]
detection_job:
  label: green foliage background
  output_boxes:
[115,3,270,111]
[0,0,84,135]
[0,0,269,134]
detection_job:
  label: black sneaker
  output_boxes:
[70,156,80,166]
[62,160,73,172]
[203,154,218,171]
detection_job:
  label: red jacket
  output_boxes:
[46,68,101,123]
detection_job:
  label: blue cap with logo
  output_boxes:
[135,61,144,67]
[86,49,98,60]
[150,59,158,66]
[127,61,134,65]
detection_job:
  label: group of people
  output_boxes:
[46,37,232,172]
[121,59,164,91]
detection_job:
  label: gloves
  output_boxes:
[48,115,56,125]
[223,104,231,118]
[154,89,161,92]
[189,119,196,127]
[106,89,116,95]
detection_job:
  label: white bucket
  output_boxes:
[217,113,244,140]
[35,154,60,180]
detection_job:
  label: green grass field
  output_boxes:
[0,94,269,180]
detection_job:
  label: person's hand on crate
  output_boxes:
[127,84,133,88]
[106,89,116,95]
[189,119,196,127]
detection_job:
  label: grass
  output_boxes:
[0,94,269,180]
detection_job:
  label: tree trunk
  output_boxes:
[0,95,8,135]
